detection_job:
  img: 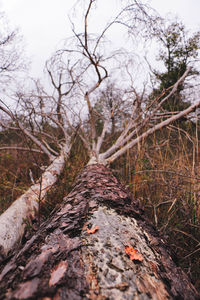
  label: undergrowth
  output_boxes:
[0,124,199,290]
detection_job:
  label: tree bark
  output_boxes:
[0,164,198,300]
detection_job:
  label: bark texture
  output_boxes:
[0,164,198,299]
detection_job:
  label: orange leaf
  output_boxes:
[86,225,99,234]
[125,246,143,261]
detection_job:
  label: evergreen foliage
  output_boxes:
[152,21,200,112]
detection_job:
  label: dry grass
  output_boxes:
[0,149,44,214]
[113,123,200,290]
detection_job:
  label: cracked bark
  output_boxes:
[0,164,198,300]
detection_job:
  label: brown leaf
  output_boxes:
[125,246,143,261]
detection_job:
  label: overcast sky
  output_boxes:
[0,0,200,79]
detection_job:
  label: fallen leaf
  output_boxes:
[86,225,99,234]
[125,246,143,261]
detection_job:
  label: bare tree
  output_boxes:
[0,85,74,256]
[62,32,199,164]
[0,51,80,255]
[0,0,199,256]
[0,12,26,90]
[0,2,200,297]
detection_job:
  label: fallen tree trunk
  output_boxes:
[0,164,198,299]
[0,152,66,258]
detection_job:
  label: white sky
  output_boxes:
[0,0,200,79]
